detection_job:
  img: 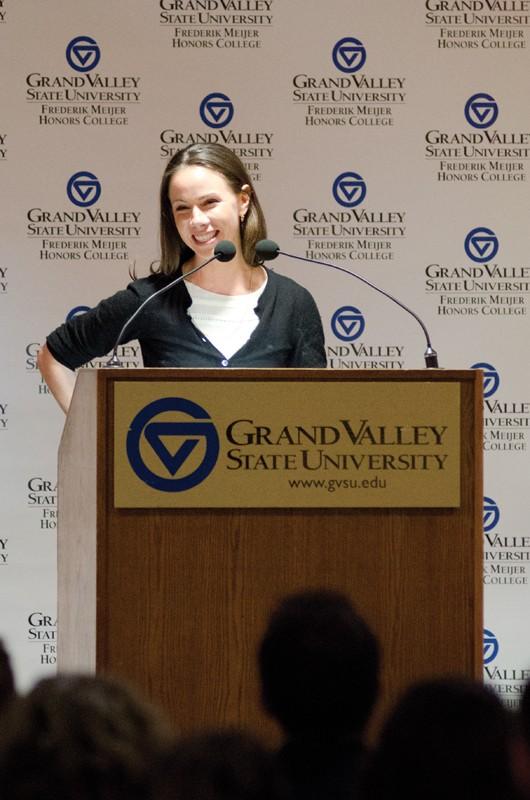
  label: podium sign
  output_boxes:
[114,379,460,508]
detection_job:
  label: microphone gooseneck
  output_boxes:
[255,239,439,369]
[105,240,237,368]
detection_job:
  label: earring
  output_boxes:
[240,212,246,223]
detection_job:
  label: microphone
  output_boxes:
[255,240,439,369]
[105,240,236,367]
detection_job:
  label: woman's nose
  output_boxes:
[190,205,209,225]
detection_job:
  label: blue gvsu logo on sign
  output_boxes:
[66,305,90,321]
[199,93,234,129]
[331,307,365,341]
[67,171,101,207]
[66,36,101,73]
[470,362,500,399]
[332,172,366,208]
[483,629,499,665]
[483,496,500,532]
[464,227,499,264]
[332,37,367,73]
[126,398,220,492]
[464,93,498,130]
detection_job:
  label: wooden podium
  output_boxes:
[58,368,483,737]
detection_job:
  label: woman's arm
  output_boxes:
[37,343,77,414]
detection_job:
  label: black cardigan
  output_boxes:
[46,267,327,370]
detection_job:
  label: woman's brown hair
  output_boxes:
[156,142,267,275]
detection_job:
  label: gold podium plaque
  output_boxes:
[114,380,460,508]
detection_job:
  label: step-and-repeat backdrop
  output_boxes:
[1,1,529,701]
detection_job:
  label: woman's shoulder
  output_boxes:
[265,267,317,304]
[126,270,180,299]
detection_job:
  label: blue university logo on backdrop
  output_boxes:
[483,497,500,532]
[483,629,499,665]
[332,172,366,208]
[464,227,499,263]
[66,305,90,321]
[199,93,234,129]
[126,397,220,492]
[331,306,365,341]
[471,362,500,398]
[66,36,101,73]
[67,171,101,207]
[332,37,367,73]
[464,93,498,129]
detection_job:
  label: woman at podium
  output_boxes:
[37,144,326,413]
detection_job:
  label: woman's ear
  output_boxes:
[240,184,251,216]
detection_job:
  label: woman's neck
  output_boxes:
[183,257,265,295]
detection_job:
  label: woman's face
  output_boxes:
[168,165,250,262]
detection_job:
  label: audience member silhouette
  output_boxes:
[0,639,16,715]
[521,677,530,756]
[0,673,172,800]
[512,678,530,799]
[154,729,288,800]
[362,677,519,800]
[258,589,380,800]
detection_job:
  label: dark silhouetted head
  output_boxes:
[0,640,16,715]
[155,730,288,800]
[0,673,172,800]
[364,677,518,800]
[258,590,380,738]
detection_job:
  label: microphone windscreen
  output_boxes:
[214,240,237,262]
[255,239,280,261]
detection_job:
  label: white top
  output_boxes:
[185,272,268,359]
